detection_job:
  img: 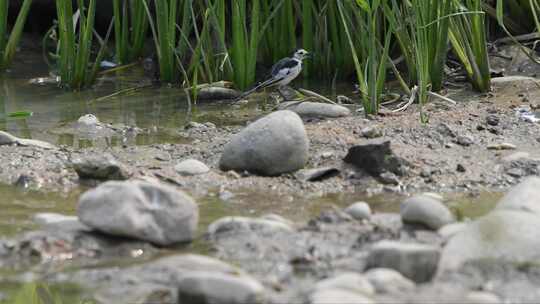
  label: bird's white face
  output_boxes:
[293,49,309,60]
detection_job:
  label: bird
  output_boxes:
[236,49,310,100]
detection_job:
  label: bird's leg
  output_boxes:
[277,85,288,102]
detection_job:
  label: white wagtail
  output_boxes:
[237,49,310,100]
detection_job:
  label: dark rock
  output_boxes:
[486,114,500,126]
[344,138,408,177]
[456,164,466,172]
[295,167,340,182]
[435,123,457,138]
[487,127,503,135]
[72,154,131,180]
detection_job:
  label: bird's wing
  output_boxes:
[271,57,298,79]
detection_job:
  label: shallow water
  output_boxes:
[0,51,505,302]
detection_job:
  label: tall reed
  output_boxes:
[449,0,491,92]
[338,0,391,115]
[113,0,148,64]
[0,0,33,70]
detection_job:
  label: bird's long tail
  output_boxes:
[235,77,281,101]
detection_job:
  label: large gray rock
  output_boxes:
[400,195,455,230]
[219,110,309,176]
[365,241,440,283]
[177,271,265,304]
[278,101,351,118]
[495,177,540,215]
[72,154,130,180]
[438,209,540,273]
[77,180,198,245]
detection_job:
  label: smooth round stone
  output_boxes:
[400,195,455,230]
[175,159,210,176]
[344,202,372,220]
[219,110,309,176]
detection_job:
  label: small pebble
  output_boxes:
[456,164,466,173]
[345,202,372,220]
[486,114,500,126]
[457,135,474,146]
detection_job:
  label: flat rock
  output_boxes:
[0,131,56,149]
[366,240,440,283]
[197,87,241,100]
[295,167,340,182]
[400,195,455,230]
[177,271,265,304]
[344,202,372,220]
[72,154,130,180]
[78,180,198,245]
[491,76,539,89]
[502,152,531,163]
[344,138,408,177]
[208,216,293,238]
[0,131,18,145]
[278,101,350,118]
[219,110,309,176]
[364,268,415,294]
[175,159,210,176]
[495,176,540,215]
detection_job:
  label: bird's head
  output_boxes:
[293,49,310,60]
